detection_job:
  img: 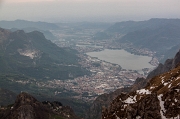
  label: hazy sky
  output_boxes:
[0,0,180,22]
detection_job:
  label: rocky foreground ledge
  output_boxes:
[0,92,79,119]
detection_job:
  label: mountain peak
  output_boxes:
[0,92,80,119]
[172,49,180,68]
[148,49,180,79]
[14,92,37,106]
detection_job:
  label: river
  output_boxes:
[86,49,155,70]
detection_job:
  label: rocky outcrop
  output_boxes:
[0,28,10,42]
[147,49,180,79]
[102,93,162,119]
[102,63,180,119]
[0,92,79,119]
[85,87,131,119]
[173,49,180,68]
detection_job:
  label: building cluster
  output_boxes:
[37,54,146,102]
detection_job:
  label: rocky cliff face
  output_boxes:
[102,63,180,119]
[0,92,79,119]
[147,49,180,79]
[85,87,131,119]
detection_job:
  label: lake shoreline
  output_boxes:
[86,49,156,71]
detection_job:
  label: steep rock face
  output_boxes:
[0,92,79,119]
[0,28,10,42]
[102,64,180,119]
[129,77,147,91]
[173,49,180,68]
[85,87,131,119]
[42,101,79,119]
[147,49,180,79]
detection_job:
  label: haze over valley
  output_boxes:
[0,0,180,119]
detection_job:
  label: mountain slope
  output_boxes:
[119,24,180,53]
[0,28,89,80]
[106,18,180,61]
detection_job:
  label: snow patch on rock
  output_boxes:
[123,95,137,104]
[136,89,151,94]
[158,94,166,119]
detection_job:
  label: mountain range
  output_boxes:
[106,18,180,34]
[96,18,180,62]
[0,20,59,41]
[119,24,180,61]
[1,19,180,119]
[0,20,59,30]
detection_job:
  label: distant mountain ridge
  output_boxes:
[119,24,180,53]
[107,18,180,62]
[0,20,59,41]
[106,18,180,34]
[0,20,59,30]
[10,27,58,41]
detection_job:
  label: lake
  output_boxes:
[86,49,155,70]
